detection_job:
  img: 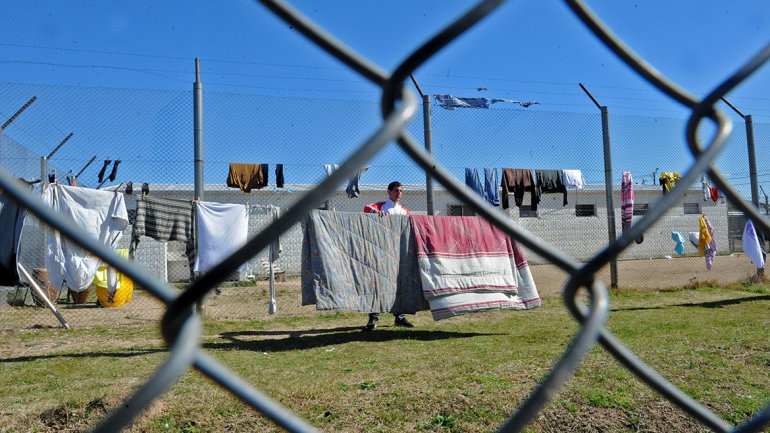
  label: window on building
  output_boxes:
[447,204,476,216]
[519,205,537,218]
[633,203,649,216]
[683,203,700,214]
[575,204,595,217]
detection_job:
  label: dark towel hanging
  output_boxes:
[261,163,269,186]
[142,182,150,195]
[276,164,284,188]
[108,160,121,182]
[98,159,112,183]
[125,182,133,195]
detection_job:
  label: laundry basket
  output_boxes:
[94,249,134,308]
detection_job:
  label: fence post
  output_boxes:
[194,58,204,202]
[579,83,618,288]
[721,98,763,278]
[745,114,759,208]
[193,58,205,313]
[409,74,434,215]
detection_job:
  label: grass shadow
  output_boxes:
[674,294,770,308]
[208,326,499,352]
[0,348,167,363]
[611,294,770,312]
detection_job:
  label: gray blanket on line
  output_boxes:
[301,211,427,313]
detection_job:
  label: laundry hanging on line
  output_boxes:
[621,172,634,234]
[108,160,121,182]
[301,211,539,320]
[483,168,499,206]
[700,215,717,270]
[433,94,540,110]
[501,168,537,210]
[97,159,111,184]
[226,163,268,192]
[0,185,28,286]
[742,219,765,269]
[659,172,681,194]
[534,169,568,206]
[65,170,77,186]
[464,168,484,197]
[275,164,284,188]
[301,211,426,314]
[701,175,720,203]
[411,214,540,320]
[130,195,195,280]
[323,164,369,199]
[671,231,685,256]
[562,169,585,190]
[44,184,128,292]
[465,168,500,207]
[194,201,248,275]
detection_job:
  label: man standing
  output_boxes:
[362,181,415,331]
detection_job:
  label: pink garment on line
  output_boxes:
[621,172,634,233]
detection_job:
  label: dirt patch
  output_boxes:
[529,254,759,298]
[535,400,705,432]
[35,393,157,433]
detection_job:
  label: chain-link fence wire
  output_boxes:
[0,0,769,430]
[1,90,766,327]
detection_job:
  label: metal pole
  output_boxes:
[580,83,618,288]
[721,97,758,207]
[47,132,73,160]
[409,74,434,215]
[745,114,759,208]
[17,263,70,329]
[1,96,38,167]
[40,157,47,190]
[600,106,618,288]
[75,155,97,179]
[1,96,37,131]
[193,58,205,314]
[193,58,204,201]
[721,98,762,277]
[422,94,435,216]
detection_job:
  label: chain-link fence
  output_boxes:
[0,0,769,431]
[0,84,765,330]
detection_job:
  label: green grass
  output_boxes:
[0,285,768,432]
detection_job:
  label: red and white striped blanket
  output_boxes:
[410,215,540,320]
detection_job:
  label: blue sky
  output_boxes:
[0,1,769,193]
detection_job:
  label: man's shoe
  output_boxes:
[394,316,414,328]
[364,318,378,331]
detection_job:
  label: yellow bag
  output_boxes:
[94,249,134,308]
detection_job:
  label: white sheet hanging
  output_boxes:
[742,219,765,269]
[194,201,248,274]
[44,185,128,292]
